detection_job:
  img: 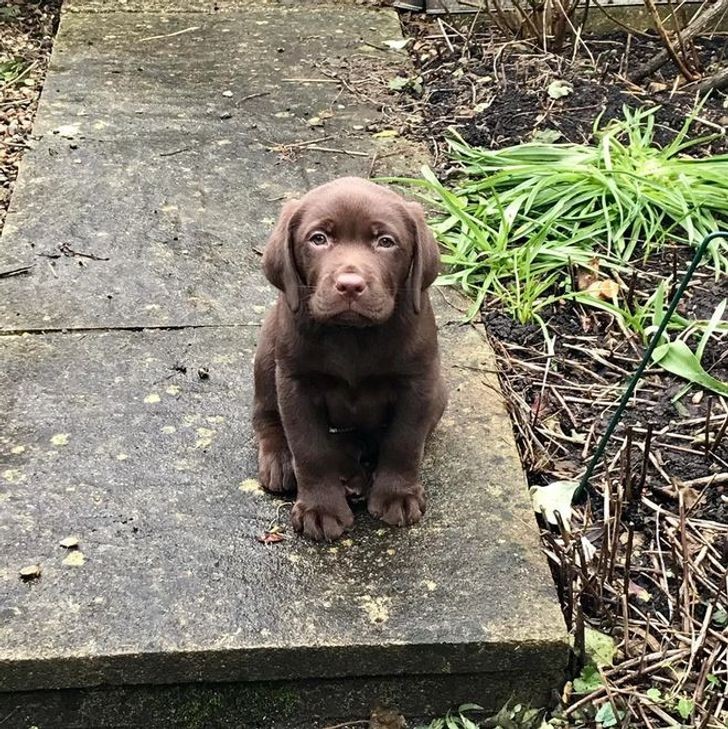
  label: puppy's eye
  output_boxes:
[377,235,396,249]
[309,232,328,246]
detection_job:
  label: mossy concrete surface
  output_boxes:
[0,2,568,727]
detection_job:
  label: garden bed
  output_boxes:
[394,12,728,729]
[0,0,61,236]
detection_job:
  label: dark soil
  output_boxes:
[401,16,728,156]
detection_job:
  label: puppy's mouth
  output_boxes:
[327,309,376,327]
[311,299,390,327]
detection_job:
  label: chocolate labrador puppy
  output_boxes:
[253,177,446,541]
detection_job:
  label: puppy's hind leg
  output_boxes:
[253,313,296,493]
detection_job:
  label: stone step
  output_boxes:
[0,3,568,727]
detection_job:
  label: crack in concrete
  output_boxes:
[0,323,259,337]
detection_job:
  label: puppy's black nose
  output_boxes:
[334,272,367,298]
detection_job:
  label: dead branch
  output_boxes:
[697,64,728,92]
[641,0,699,80]
[632,0,728,80]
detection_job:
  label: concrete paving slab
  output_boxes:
[0,1,568,725]
[0,8,414,330]
[0,324,565,698]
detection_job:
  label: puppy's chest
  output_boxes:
[315,377,398,432]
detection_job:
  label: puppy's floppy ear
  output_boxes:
[262,199,302,312]
[406,201,441,314]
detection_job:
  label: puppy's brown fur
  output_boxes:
[253,177,446,541]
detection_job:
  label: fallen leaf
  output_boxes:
[19,564,41,580]
[307,116,324,127]
[627,580,651,602]
[62,551,86,567]
[547,80,573,99]
[53,123,81,139]
[382,38,410,51]
[541,415,586,444]
[529,480,580,527]
[531,128,563,143]
[257,531,285,545]
[585,626,617,667]
[59,536,79,549]
[221,90,233,97]
[530,391,550,420]
[575,260,600,291]
[388,76,410,91]
[372,129,399,139]
[585,278,620,300]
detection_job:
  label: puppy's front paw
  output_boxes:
[368,475,425,527]
[292,487,354,541]
[258,440,296,493]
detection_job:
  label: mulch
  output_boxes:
[0,0,61,233]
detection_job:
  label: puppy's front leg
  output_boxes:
[369,375,446,527]
[276,369,354,541]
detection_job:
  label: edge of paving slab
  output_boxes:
[63,0,379,12]
[1,671,567,729]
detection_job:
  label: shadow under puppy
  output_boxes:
[253,177,447,541]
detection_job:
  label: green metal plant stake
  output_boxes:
[578,230,728,493]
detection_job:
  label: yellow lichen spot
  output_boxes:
[144,393,161,404]
[358,595,390,624]
[2,469,26,484]
[183,414,201,427]
[287,554,301,564]
[206,416,225,424]
[212,355,234,365]
[165,385,181,396]
[425,580,437,592]
[195,427,215,448]
[328,547,339,555]
[116,453,129,461]
[340,538,353,548]
[174,459,191,471]
[62,551,86,567]
[239,479,262,493]
[11,445,26,455]
[51,433,69,446]
[161,425,176,435]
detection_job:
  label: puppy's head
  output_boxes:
[262,177,440,326]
